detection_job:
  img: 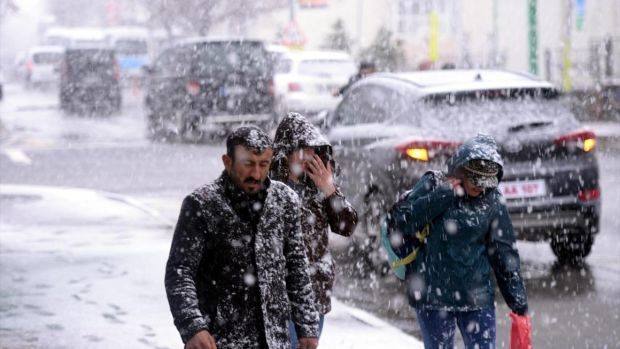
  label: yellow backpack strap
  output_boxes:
[389,225,430,269]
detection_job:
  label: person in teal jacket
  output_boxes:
[389,134,529,348]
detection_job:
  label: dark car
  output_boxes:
[328,70,600,266]
[59,48,122,115]
[143,38,277,141]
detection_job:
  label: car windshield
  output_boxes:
[33,52,63,64]
[114,39,148,55]
[191,42,270,75]
[297,59,356,77]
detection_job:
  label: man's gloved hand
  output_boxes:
[298,337,319,349]
[509,312,532,349]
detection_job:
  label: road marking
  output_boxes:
[2,148,32,165]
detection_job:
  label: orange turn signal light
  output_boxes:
[405,148,429,161]
[583,138,596,152]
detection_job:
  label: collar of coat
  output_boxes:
[220,171,271,226]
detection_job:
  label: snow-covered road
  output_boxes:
[1,82,619,348]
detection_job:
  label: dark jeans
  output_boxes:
[415,307,496,349]
[288,315,324,349]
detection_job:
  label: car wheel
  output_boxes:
[550,231,594,266]
[179,120,204,143]
[146,112,174,142]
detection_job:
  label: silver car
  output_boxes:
[327,69,600,267]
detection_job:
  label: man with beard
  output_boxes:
[165,126,319,349]
[270,113,358,349]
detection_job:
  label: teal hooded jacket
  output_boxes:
[390,134,528,315]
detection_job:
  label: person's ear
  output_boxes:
[222,154,232,172]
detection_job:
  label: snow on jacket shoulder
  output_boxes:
[165,174,319,348]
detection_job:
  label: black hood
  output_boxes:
[270,112,333,182]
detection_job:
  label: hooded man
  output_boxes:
[388,134,529,348]
[165,126,319,349]
[270,113,358,348]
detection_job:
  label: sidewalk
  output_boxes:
[323,299,423,348]
[0,185,425,348]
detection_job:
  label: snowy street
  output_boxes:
[0,84,424,348]
[1,83,619,348]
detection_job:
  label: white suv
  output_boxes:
[273,50,357,118]
[24,46,65,87]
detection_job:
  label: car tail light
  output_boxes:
[268,79,275,96]
[60,62,67,78]
[577,188,600,201]
[26,61,33,72]
[288,82,302,92]
[396,140,462,162]
[113,60,121,81]
[186,81,201,96]
[554,129,596,152]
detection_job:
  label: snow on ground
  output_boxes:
[0,83,148,150]
[0,185,423,348]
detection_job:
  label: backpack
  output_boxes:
[380,213,429,280]
[380,171,443,280]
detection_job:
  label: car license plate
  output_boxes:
[224,85,246,96]
[83,75,101,85]
[498,179,546,199]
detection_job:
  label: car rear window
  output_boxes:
[65,50,116,76]
[190,41,271,76]
[275,58,293,74]
[406,92,579,136]
[33,52,63,64]
[297,59,356,78]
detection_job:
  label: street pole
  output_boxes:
[528,0,538,75]
[357,0,363,51]
[492,0,498,67]
[289,0,295,21]
[429,10,439,65]
[563,0,573,91]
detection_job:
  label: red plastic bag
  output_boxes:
[509,312,532,349]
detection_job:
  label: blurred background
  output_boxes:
[1,0,619,89]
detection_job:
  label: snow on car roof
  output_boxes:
[373,69,556,94]
[28,45,66,54]
[173,36,267,46]
[104,26,149,38]
[64,27,107,40]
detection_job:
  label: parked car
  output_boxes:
[273,50,356,118]
[59,48,122,115]
[143,38,277,141]
[23,46,65,87]
[327,70,600,266]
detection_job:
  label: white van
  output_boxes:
[272,50,357,116]
[23,45,65,86]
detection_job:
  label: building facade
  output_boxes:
[201,0,620,89]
